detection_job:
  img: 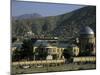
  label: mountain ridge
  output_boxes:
[13,13,43,20]
[12,6,96,38]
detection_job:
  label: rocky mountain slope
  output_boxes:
[12,6,96,38]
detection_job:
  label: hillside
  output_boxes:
[13,13,42,20]
[52,6,96,37]
[12,6,96,38]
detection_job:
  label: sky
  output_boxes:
[12,0,86,17]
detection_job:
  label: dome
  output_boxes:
[80,26,94,35]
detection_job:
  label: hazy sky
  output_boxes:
[12,0,86,17]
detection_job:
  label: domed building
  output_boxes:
[79,26,96,55]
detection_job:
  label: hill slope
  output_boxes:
[12,6,96,38]
[52,6,96,37]
[13,13,42,20]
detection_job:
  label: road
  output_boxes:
[11,63,96,74]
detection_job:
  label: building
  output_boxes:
[12,26,96,65]
[79,26,96,55]
[33,39,65,60]
[70,44,80,56]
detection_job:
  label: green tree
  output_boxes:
[12,37,17,43]
[12,48,21,61]
[63,48,73,59]
[21,39,34,60]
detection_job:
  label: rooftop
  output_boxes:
[80,26,94,35]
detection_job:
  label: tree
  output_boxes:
[21,39,34,60]
[12,48,21,61]
[63,48,73,59]
[12,37,17,43]
[12,39,34,61]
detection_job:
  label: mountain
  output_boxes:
[52,6,96,37]
[12,6,96,39]
[13,13,42,20]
